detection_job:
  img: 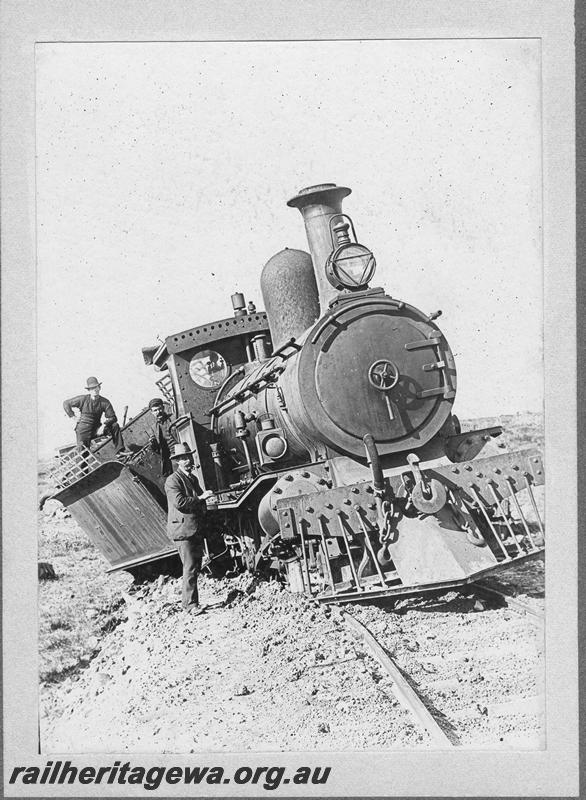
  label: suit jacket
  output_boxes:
[148,413,178,477]
[164,468,206,541]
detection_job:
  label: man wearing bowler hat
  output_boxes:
[63,376,128,455]
[165,442,214,614]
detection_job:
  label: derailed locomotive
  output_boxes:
[51,183,545,602]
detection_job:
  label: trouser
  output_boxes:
[176,537,203,608]
[76,421,125,453]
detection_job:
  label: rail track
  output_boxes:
[342,580,544,747]
[343,611,456,746]
[469,582,545,628]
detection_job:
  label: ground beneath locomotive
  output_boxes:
[41,567,544,752]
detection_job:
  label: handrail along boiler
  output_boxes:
[52,183,545,601]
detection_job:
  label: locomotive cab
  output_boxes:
[148,299,276,492]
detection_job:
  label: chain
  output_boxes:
[378,498,395,545]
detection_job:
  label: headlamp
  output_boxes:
[325,218,376,291]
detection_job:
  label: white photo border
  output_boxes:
[1,0,578,796]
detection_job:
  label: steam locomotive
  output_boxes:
[51,183,545,603]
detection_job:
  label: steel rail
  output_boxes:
[472,582,545,628]
[343,612,454,747]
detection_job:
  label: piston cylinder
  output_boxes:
[258,470,323,536]
[260,248,320,351]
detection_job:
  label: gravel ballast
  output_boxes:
[41,561,544,753]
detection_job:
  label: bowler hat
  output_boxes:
[170,442,196,459]
[148,397,165,409]
[85,376,102,390]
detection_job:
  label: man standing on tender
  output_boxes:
[63,376,129,455]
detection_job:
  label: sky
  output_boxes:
[36,39,542,457]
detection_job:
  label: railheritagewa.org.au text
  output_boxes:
[9,760,331,791]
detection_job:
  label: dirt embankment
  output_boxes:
[42,563,545,753]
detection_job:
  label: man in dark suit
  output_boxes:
[146,397,177,478]
[165,442,213,614]
[63,376,128,455]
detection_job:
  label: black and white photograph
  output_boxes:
[1,1,579,797]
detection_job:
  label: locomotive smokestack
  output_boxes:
[287,183,351,311]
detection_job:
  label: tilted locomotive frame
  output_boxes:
[51,183,545,603]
